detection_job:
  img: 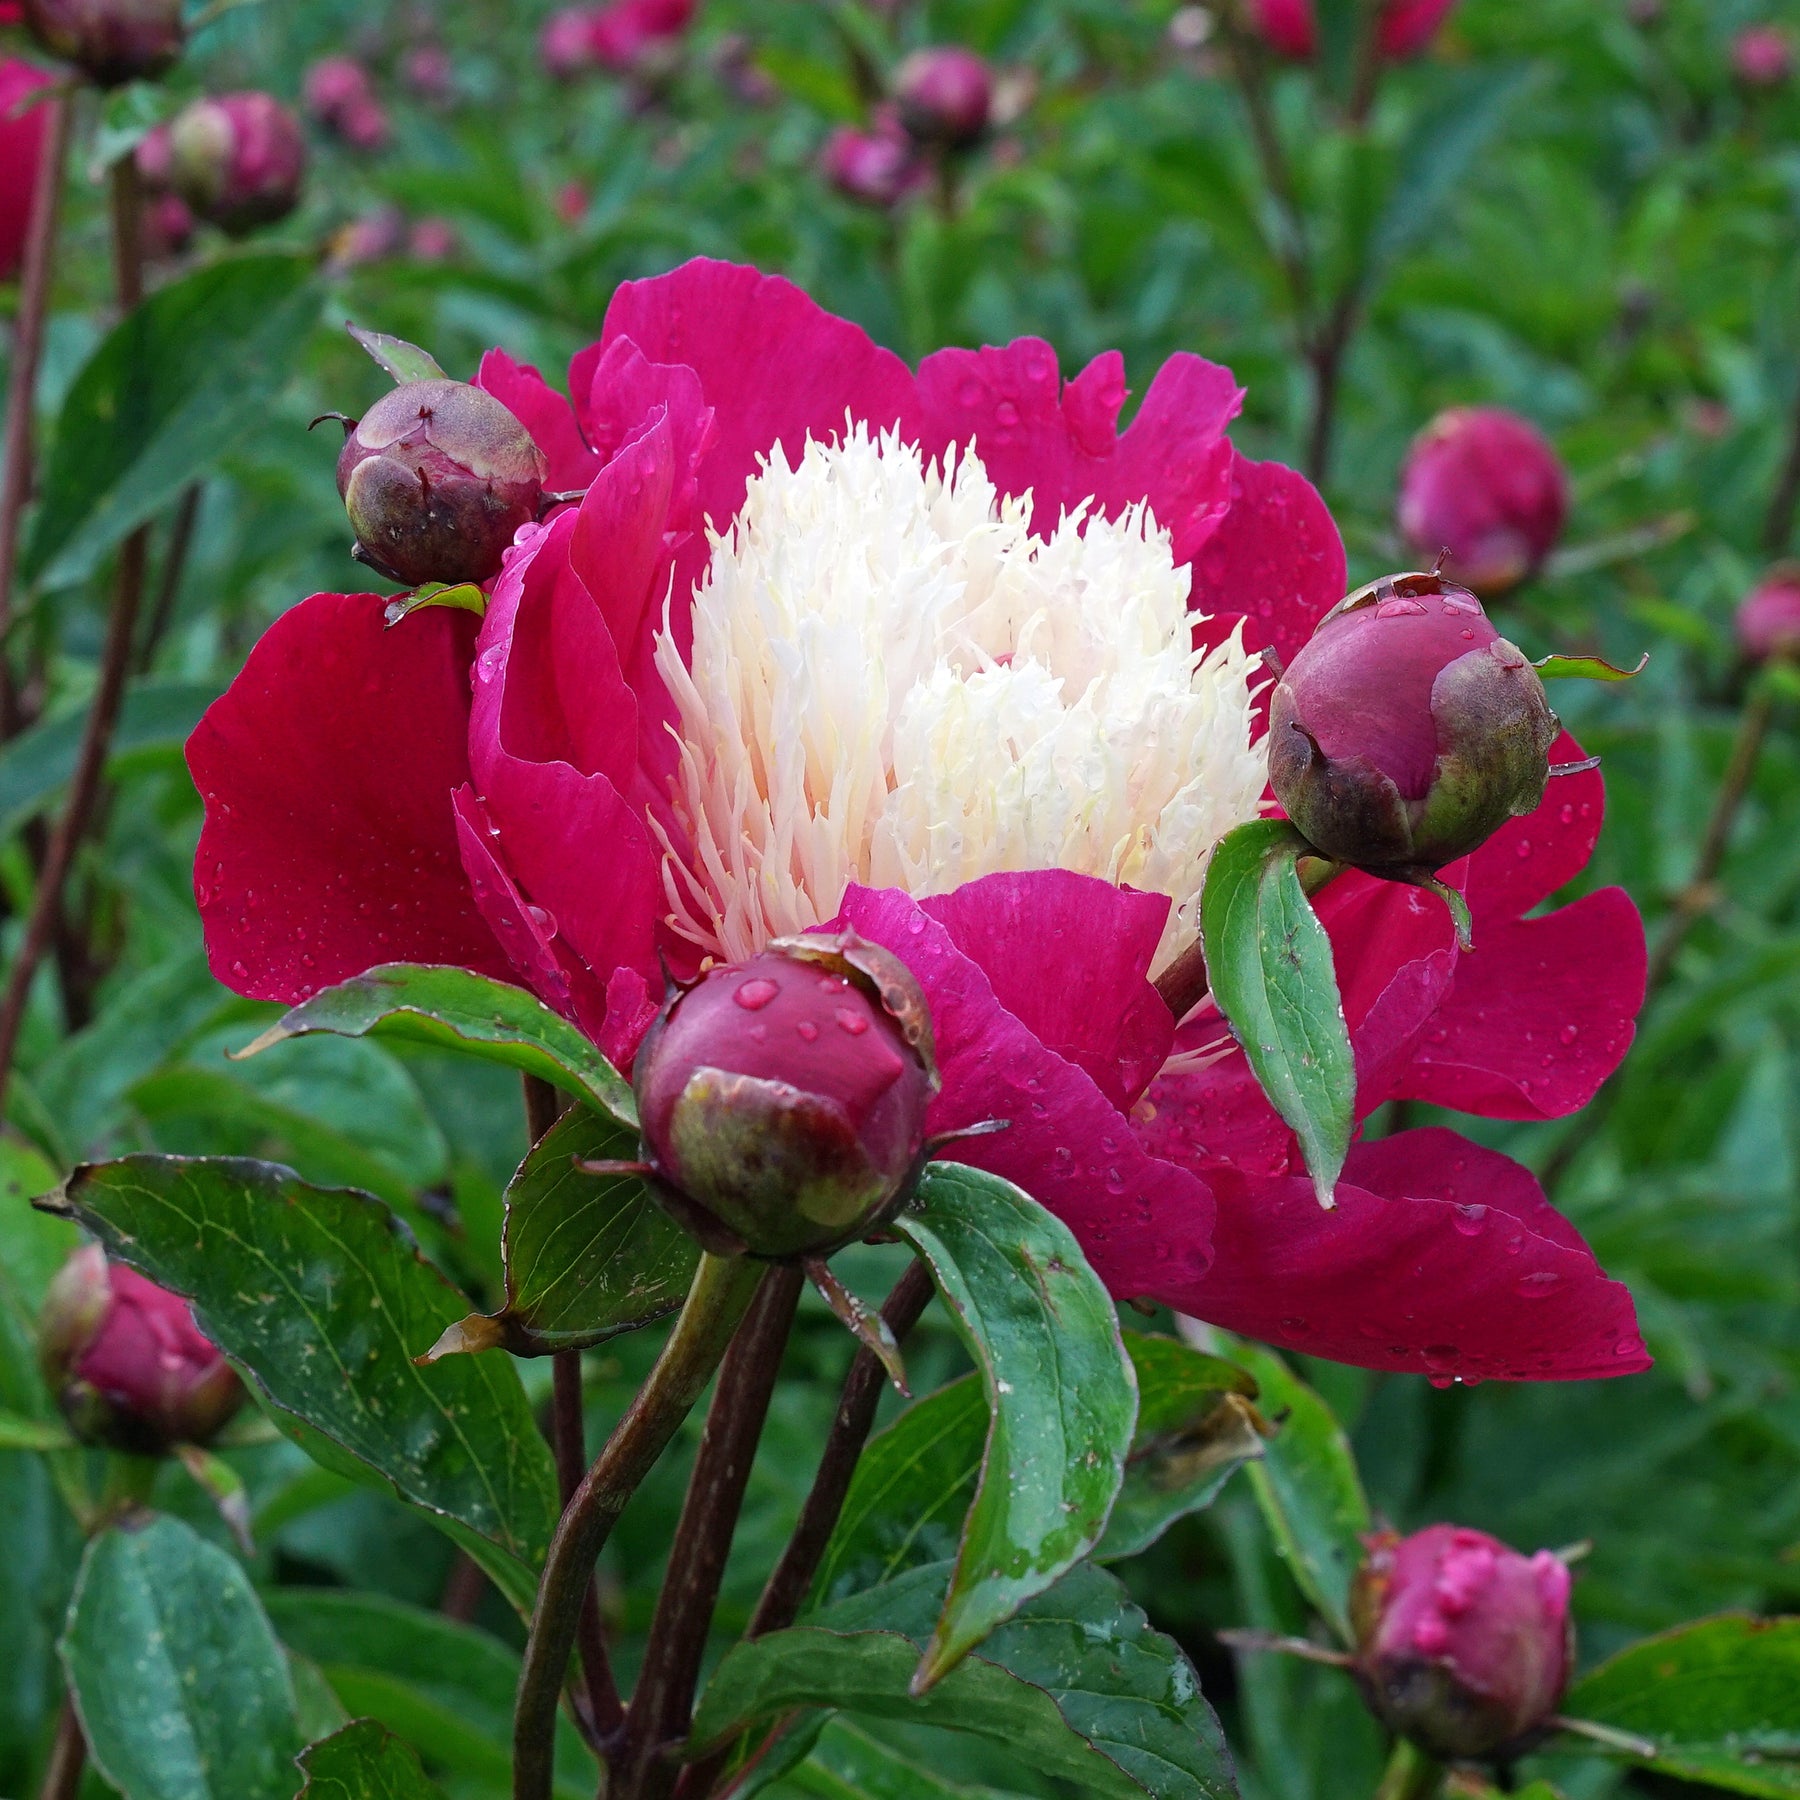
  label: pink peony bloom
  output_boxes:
[1248,0,1457,62]
[1733,24,1792,87]
[0,59,53,284]
[1737,570,1800,662]
[1397,406,1569,597]
[188,260,1648,1385]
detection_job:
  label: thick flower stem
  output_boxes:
[512,1253,764,1800]
[0,154,149,1117]
[1372,1739,1445,1800]
[617,1263,805,1800]
[35,1695,85,1800]
[525,1074,624,1743]
[0,91,73,739]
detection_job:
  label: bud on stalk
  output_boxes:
[1351,1525,1573,1761]
[1737,570,1800,664]
[633,934,940,1260]
[23,0,183,86]
[38,1244,244,1454]
[333,380,548,588]
[893,46,993,149]
[166,93,307,237]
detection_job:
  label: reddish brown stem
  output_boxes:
[0,155,149,1116]
[619,1264,805,1800]
[0,92,73,740]
[36,1695,86,1800]
[439,1551,488,1622]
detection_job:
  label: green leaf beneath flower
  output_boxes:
[62,1515,303,1800]
[426,1103,696,1359]
[1201,819,1356,1209]
[1561,1615,1800,1796]
[296,1720,445,1800]
[891,1162,1137,1692]
[38,1154,560,1608]
[232,964,636,1127]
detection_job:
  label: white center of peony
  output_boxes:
[654,421,1266,976]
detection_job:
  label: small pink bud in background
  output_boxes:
[407,214,457,261]
[39,1245,245,1454]
[335,377,548,587]
[1737,571,1800,663]
[540,5,598,80]
[166,92,307,237]
[0,59,54,284]
[336,96,390,152]
[1733,24,1792,88]
[821,111,922,208]
[327,202,406,272]
[401,43,455,103]
[142,189,195,260]
[634,934,940,1259]
[1247,0,1316,58]
[893,45,993,148]
[1378,0,1458,59]
[590,0,694,74]
[1246,0,1457,62]
[1268,574,1560,878]
[555,179,588,223]
[23,0,183,86]
[1397,406,1569,597]
[1351,1525,1574,1761]
[303,54,376,128]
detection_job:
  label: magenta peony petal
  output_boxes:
[475,347,601,494]
[188,593,507,1002]
[597,258,917,543]
[1394,887,1645,1120]
[920,871,1175,1113]
[1175,1130,1648,1381]
[1189,450,1347,671]
[915,341,1241,575]
[838,884,1216,1292]
[1463,733,1606,920]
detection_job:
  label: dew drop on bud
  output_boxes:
[734,978,780,1011]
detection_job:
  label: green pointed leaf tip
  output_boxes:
[23,255,320,591]
[384,583,488,628]
[1563,1615,1800,1797]
[296,1720,446,1800]
[348,324,449,384]
[462,1102,695,1356]
[1533,652,1649,682]
[892,1163,1138,1692]
[61,1515,302,1800]
[38,1154,559,1577]
[233,963,636,1125]
[1200,820,1355,1209]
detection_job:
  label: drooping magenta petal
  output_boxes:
[475,348,600,493]
[1394,887,1645,1120]
[1137,1020,1297,1183]
[838,884,1216,1292]
[1175,1130,1649,1381]
[915,342,1241,574]
[188,593,508,1002]
[597,258,917,538]
[1189,451,1346,671]
[920,871,1175,1113]
[1463,735,1606,920]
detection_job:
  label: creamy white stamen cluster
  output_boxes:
[654,421,1266,976]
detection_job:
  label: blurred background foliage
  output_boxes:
[6,1,1800,1796]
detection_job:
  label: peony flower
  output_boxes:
[189,259,1648,1384]
[1397,406,1569,597]
[0,58,53,284]
[1247,0,1457,62]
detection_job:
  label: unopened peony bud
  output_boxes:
[1397,407,1569,598]
[0,59,54,284]
[1733,24,1792,87]
[1351,1525,1573,1761]
[407,215,457,261]
[39,1245,244,1454]
[1737,570,1800,663]
[167,93,307,237]
[894,46,993,149]
[1267,573,1560,887]
[634,934,940,1260]
[334,378,548,588]
[142,189,195,260]
[23,0,183,86]
[401,44,455,102]
[303,54,375,128]
[821,113,921,207]
[1247,0,1457,62]
[540,6,598,80]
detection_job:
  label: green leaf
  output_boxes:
[61,1514,302,1800]
[39,1155,559,1595]
[1200,820,1355,1208]
[348,324,448,384]
[1228,1343,1370,1645]
[0,1134,75,1420]
[23,254,320,591]
[383,583,488,627]
[266,1589,597,1800]
[0,1410,74,1450]
[1561,1615,1800,1796]
[703,1562,1236,1800]
[234,964,636,1126]
[296,1720,445,1800]
[1533,652,1650,682]
[772,1718,1040,1800]
[0,677,219,840]
[892,1163,1137,1691]
[429,1102,695,1359]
